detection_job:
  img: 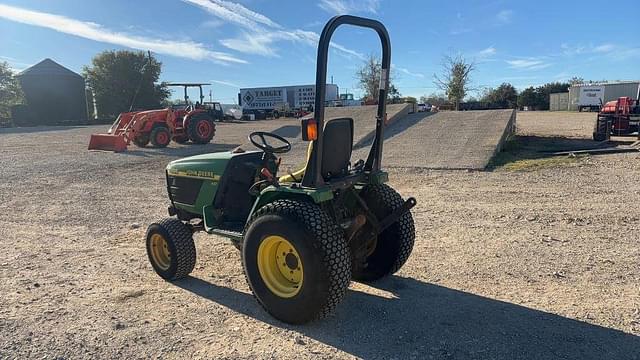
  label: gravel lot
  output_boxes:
[0,111,638,359]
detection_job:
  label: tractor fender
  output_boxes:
[182,110,203,128]
[244,185,334,226]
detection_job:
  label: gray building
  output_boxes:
[549,92,569,111]
[567,81,640,111]
[15,58,88,125]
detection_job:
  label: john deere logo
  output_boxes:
[243,92,254,105]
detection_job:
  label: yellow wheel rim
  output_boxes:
[257,235,303,298]
[150,233,171,270]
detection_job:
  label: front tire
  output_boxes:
[150,125,171,148]
[242,200,351,324]
[146,218,196,280]
[352,184,415,282]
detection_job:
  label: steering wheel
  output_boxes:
[249,131,291,154]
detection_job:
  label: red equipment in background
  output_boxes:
[593,95,640,141]
[87,106,216,152]
[88,83,218,152]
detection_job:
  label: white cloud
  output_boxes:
[220,32,280,57]
[210,79,243,88]
[0,4,246,64]
[494,75,540,82]
[329,42,365,60]
[394,65,424,78]
[560,43,586,56]
[183,0,363,59]
[318,0,380,15]
[182,0,281,30]
[496,10,513,24]
[449,27,472,36]
[201,19,224,28]
[477,46,496,58]
[593,43,616,53]
[303,20,324,28]
[559,42,640,61]
[506,58,551,70]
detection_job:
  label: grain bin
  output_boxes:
[16,58,88,126]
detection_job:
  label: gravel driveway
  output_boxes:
[0,111,638,359]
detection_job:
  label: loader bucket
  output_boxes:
[88,133,128,152]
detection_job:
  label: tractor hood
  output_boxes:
[166,151,251,181]
[165,150,264,218]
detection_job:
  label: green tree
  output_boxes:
[83,50,169,118]
[434,54,475,110]
[517,87,539,109]
[536,82,570,110]
[480,83,518,108]
[387,84,402,103]
[568,77,584,85]
[516,82,570,110]
[0,61,24,121]
[356,54,397,102]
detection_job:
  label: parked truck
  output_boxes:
[336,93,362,107]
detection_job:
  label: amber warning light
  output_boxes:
[301,118,318,141]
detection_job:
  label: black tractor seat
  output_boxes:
[280,117,354,183]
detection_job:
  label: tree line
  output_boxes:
[354,53,584,111]
[419,81,571,111]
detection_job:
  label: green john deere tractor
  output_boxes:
[146,15,416,324]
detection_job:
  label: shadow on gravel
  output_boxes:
[176,275,640,359]
[270,125,301,139]
[488,135,630,170]
[353,112,435,150]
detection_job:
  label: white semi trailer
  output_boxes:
[239,84,338,119]
[577,86,605,112]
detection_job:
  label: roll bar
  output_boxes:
[302,15,391,187]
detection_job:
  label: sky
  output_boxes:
[1,0,638,103]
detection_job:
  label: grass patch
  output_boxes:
[489,137,586,171]
[500,156,582,171]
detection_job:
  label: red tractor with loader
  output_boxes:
[88,83,220,152]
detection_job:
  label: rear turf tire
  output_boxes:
[352,184,415,282]
[150,125,171,148]
[146,218,196,280]
[242,199,351,324]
